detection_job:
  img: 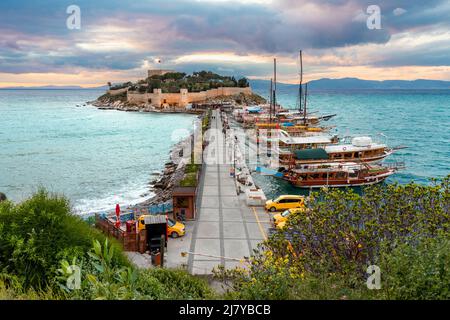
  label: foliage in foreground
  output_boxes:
[0,190,214,300]
[0,189,127,289]
[216,177,450,300]
[57,239,214,300]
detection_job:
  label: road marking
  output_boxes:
[252,207,267,241]
[181,251,244,262]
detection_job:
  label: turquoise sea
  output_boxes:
[0,89,196,213]
[0,88,449,210]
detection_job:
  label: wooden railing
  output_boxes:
[95,214,142,252]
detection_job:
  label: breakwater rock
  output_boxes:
[89,91,266,113]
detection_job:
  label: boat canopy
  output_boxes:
[294,148,329,160]
[279,132,333,145]
[246,106,262,113]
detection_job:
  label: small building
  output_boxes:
[172,186,197,220]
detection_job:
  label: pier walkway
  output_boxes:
[186,110,271,275]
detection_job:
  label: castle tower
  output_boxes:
[152,88,162,108]
[180,88,188,108]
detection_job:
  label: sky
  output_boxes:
[0,0,449,87]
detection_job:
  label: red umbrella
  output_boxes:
[115,204,121,228]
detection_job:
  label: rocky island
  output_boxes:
[89,70,267,213]
[91,70,266,112]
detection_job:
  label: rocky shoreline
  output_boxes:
[89,91,266,113]
[133,133,195,210]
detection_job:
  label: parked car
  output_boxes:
[138,215,186,238]
[272,207,304,225]
[276,220,287,229]
[167,218,185,238]
[265,195,305,212]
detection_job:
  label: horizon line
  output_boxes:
[1,76,450,89]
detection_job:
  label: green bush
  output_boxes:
[179,172,198,187]
[137,268,215,299]
[57,240,215,300]
[0,280,63,300]
[278,178,449,277]
[180,163,200,187]
[0,189,127,289]
[379,235,450,300]
[218,177,450,300]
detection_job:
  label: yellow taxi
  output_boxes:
[265,195,304,212]
[167,218,186,238]
[272,207,304,226]
[276,220,287,229]
[138,216,186,238]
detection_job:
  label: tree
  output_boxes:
[237,77,249,87]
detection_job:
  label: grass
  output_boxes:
[179,163,201,187]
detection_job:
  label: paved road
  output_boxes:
[186,110,271,275]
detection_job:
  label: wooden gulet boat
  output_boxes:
[287,136,395,167]
[269,131,340,166]
[252,51,406,188]
[283,162,400,188]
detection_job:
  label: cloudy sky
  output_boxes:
[0,0,449,87]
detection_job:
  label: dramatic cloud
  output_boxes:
[0,0,449,86]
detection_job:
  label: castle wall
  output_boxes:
[107,88,128,96]
[127,92,148,104]
[126,86,252,109]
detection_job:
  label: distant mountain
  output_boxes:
[0,85,108,90]
[3,78,449,91]
[249,78,450,91]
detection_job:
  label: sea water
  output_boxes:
[251,88,450,199]
[0,89,449,209]
[0,89,196,213]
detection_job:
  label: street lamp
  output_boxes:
[234,135,238,176]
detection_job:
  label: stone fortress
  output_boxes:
[107,69,252,110]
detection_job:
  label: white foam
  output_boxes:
[73,181,155,215]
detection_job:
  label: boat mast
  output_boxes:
[269,78,273,123]
[273,58,277,123]
[298,50,303,113]
[303,82,308,125]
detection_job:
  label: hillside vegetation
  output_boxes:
[114,70,250,94]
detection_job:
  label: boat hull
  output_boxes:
[289,152,391,166]
[290,177,388,188]
[286,170,395,188]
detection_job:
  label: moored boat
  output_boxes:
[290,136,394,166]
[283,162,400,188]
